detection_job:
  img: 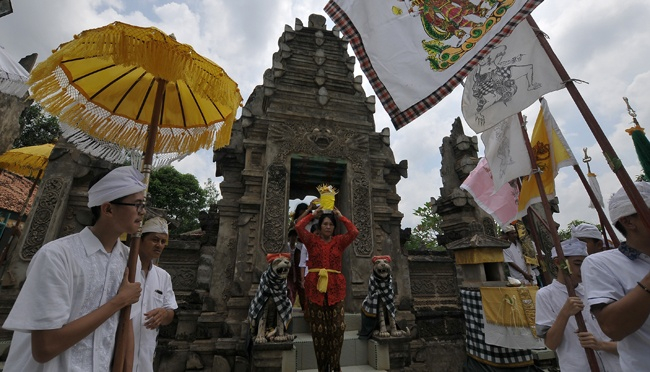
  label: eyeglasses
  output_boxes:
[110,201,146,213]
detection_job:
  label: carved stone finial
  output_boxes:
[308,14,326,30]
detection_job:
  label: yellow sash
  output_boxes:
[308,268,341,293]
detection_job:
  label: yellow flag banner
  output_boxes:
[518,98,577,217]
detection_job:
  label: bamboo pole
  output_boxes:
[517,113,600,371]
[527,15,650,231]
[523,210,552,285]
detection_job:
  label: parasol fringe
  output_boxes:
[61,122,188,168]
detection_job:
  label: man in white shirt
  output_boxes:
[535,238,620,371]
[502,224,535,285]
[133,217,177,372]
[571,223,604,255]
[583,182,650,371]
[2,166,145,371]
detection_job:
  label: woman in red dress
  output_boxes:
[295,205,358,372]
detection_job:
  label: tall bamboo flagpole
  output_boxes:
[527,15,650,232]
[517,113,600,371]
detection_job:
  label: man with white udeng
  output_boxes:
[2,166,145,371]
[133,217,177,372]
[583,182,650,370]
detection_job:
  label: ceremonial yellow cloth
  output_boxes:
[524,256,539,266]
[454,248,505,264]
[308,268,341,293]
[480,286,538,336]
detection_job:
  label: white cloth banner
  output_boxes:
[325,0,543,129]
[462,20,564,133]
[587,172,605,209]
[0,45,29,97]
[481,114,532,192]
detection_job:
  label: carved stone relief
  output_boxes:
[265,121,373,256]
[21,177,67,260]
[261,164,288,253]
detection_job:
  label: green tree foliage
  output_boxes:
[404,201,443,251]
[13,103,62,148]
[203,178,220,206]
[149,166,207,233]
[557,219,601,241]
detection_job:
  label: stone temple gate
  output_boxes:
[211,13,410,322]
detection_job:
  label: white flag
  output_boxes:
[462,20,564,133]
[481,114,532,193]
[325,0,543,129]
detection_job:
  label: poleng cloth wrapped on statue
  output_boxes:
[480,287,545,350]
[461,288,534,367]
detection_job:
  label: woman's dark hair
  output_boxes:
[318,213,337,230]
[293,203,309,223]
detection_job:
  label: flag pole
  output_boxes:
[517,113,600,371]
[527,15,650,232]
[572,164,620,247]
[522,210,552,285]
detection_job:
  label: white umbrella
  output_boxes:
[0,45,28,97]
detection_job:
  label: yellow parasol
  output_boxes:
[28,21,242,372]
[0,144,54,291]
[0,143,54,179]
[29,22,242,154]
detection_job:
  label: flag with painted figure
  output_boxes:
[461,19,565,133]
[324,0,543,129]
[481,114,532,193]
[517,98,577,218]
[460,157,519,227]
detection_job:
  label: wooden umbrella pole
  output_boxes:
[527,15,650,231]
[572,165,620,247]
[112,78,166,372]
[517,113,600,371]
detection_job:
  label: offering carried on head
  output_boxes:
[317,184,338,212]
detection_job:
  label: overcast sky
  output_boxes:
[1,0,648,231]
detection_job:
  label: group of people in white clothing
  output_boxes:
[530,181,650,371]
[2,166,177,371]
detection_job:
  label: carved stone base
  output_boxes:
[250,341,295,372]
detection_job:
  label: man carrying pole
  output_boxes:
[583,182,650,371]
[2,166,145,371]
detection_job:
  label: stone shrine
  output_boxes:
[184,14,411,371]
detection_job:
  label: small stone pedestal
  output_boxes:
[251,341,295,372]
[371,335,411,370]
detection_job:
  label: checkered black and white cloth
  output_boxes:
[460,288,533,367]
[361,273,396,318]
[248,265,293,328]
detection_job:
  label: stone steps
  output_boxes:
[290,309,389,371]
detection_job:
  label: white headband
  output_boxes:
[552,238,588,258]
[571,223,602,241]
[608,181,650,223]
[87,166,146,207]
[141,217,169,235]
